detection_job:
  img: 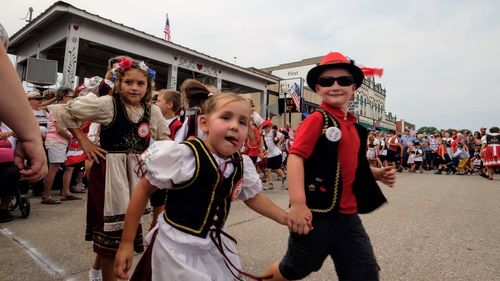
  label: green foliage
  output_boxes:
[417,126,439,135]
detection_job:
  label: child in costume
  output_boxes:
[263,51,396,281]
[482,126,500,180]
[154,89,183,139]
[174,79,216,142]
[54,57,169,281]
[114,92,288,281]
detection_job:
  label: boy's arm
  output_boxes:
[287,154,312,235]
[244,193,287,225]
[115,177,156,279]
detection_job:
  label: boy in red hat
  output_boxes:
[264,52,396,280]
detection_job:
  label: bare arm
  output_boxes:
[287,154,312,235]
[244,193,287,225]
[115,177,156,279]
[0,43,47,182]
[54,121,72,141]
[38,97,57,110]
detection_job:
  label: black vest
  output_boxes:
[486,134,499,145]
[304,109,387,215]
[163,138,243,238]
[100,96,151,153]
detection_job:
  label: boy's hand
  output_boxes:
[288,203,312,235]
[374,166,396,187]
[114,243,134,280]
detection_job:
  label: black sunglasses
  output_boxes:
[317,76,354,87]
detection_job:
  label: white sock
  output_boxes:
[89,268,102,280]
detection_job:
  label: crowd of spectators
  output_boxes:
[365,127,500,180]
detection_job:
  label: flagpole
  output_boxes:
[167,13,168,41]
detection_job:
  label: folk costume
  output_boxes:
[483,133,500,167]
[54,94,169,256]
[278,103,386,280]
[131,138,262,281]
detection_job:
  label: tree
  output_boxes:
[417,126,439,135]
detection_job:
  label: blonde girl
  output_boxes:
[54,57,169,281]
[115,93,287,281]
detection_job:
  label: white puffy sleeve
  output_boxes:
[237,155,263,201]
[54,94,114,128]
[141,140,195,189]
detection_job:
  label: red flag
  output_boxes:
[361,67,383,78]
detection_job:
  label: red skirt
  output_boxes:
[483,145,500,167]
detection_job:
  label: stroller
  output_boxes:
[8,181,31,218]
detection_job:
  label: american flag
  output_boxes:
[289,82,301,112]
[164,14,171,41]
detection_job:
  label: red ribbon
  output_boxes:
[361,67,384,78]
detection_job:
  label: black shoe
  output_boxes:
[479,173,488,178]
[434,170,442,175]
[0,209,13,223]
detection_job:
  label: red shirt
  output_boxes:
[290,102,359,214]
[244,125,262,157]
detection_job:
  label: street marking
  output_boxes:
[0,228,64,278]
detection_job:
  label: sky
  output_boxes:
[2,0,499,131]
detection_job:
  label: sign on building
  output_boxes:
[348,101,359,112]
[279,78,303,113]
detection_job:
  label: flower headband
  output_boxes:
[114,58,156,80]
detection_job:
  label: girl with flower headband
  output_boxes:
[52,57,169,281]
[115,92,288,281]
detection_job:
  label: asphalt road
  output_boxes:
[1,172,499,281]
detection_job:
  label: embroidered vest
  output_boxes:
[163,138,244,238]
[304,109,387,215]
[100,97,151,153]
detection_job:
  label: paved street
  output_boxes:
[1,172,499,281]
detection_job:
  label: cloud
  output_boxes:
[2,0,499,130]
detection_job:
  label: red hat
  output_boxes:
[306,52,364,92]
[261,119,272,128]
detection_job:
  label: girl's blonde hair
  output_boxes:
[113,58,154,104]
[201,92,251,120]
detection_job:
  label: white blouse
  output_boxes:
[142,140,262,201]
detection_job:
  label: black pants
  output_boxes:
[0,162,20,196]
[279,213,379,281]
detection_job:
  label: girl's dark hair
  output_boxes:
[112,58,154,104]
[55,87,73,101]
[180,79,210,108]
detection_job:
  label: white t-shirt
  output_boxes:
[263,130,283,157]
